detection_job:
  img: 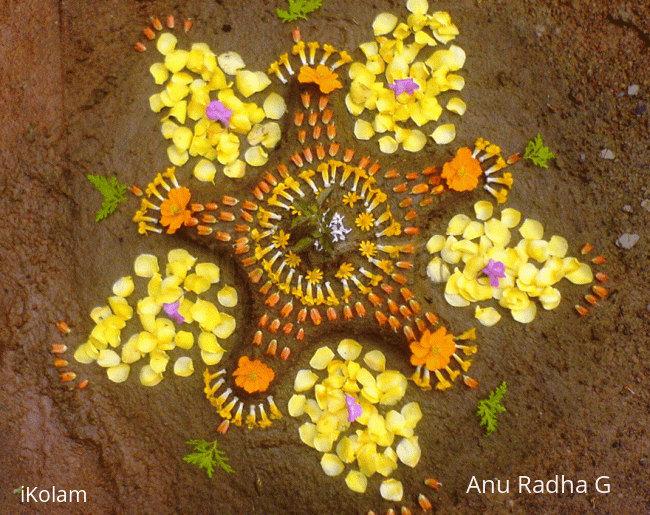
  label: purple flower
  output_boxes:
[163,299,185,324]
[388,78,420,97]
[206,100,233,126]
[482,259,506,287]
[345,395,362,423]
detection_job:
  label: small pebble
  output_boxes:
[599,149,615,160]
[641,199,650,212]
[627,84,640,96]
[622,204,633,213]
[616,233,640,249]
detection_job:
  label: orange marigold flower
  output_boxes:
[441,147,483,192]
[297,65,342,94]
[233,356,275,394]
[410,327,456,371]
[159,187,193,234]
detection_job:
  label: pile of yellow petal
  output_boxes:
[347,0,465,153]
[149,33,287,177]
[288,339,422,501]
[426,201,593,325]
[74,249,238,386]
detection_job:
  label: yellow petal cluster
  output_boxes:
[289,340,421,496]
[426,201,594,324]
[74,249,239,386]
[347,5,465,152]
[149,33,284,177]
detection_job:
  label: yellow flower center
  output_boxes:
[248,372,258,382]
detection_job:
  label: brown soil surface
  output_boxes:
[2,0,649,514]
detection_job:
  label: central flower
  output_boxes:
[159,187,193,234]
[233,356,275,393]
[409,327,456,371]
[441,147,483,191]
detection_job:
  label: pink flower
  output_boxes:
[388,78,419,96]
[482,259,506,287]
[206,100,232,126]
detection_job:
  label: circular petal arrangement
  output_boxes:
[73,249,238,386]
[347,1,467,152]
[52,5,612,514]
[289,339,422,501]
[426,201,594,324]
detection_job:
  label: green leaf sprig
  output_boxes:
[183,439,234,478]
[523,134,555,168]
[476,381,507,436]
[290,185,335,254]
[86,174,128,222]
[276,0,323,23]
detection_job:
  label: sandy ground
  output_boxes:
[1,0,649,514]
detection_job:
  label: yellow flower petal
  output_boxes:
[140,364,163,386]
[372,12,399,36]
[299,422,317,448]
[149,62,169,84]
[406,0,429,14]
[363,350,386,372]
[539,286,562,310]
[198,332,224,354]
[107,363,130,383]
[244,145,268,166]
[173,356,194,377]
[380,478,403,501]
[345,470,368,493]
[167,144,189,166]
[511,303,537,323]
[288,394,307,417]
[134,254,159,278]
[294,369,318,392]
[164,50,189,74]
[213,313,236,339]
[484,218,511,247]
[426,256,450,283]
[402,129,427,152]
[430,123,456,144]
[564,262,593,284]
[217,51,245,75]
[156,33,177,56]
[201,349,225,366]
[547,235,569,258]
[447,97,467,115]
[475,306,502,326]
[190,299,222,332]
[518,218,544,240]
[321,454,345,476]
[396,436,421,467]
[354,119,375,140]
[500,207,521,228]
[217,285,238,307]
[224,159,246,178]
[378,135,398,153]
[337,339,362,361]
[174,330,194,350]
[463,221,485,240]
[235,70,260,98]
[193,158,217,182]
[446,214,471,235]
[112,276,134,297]
[263,92,287,119]
[309,346,336,370]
